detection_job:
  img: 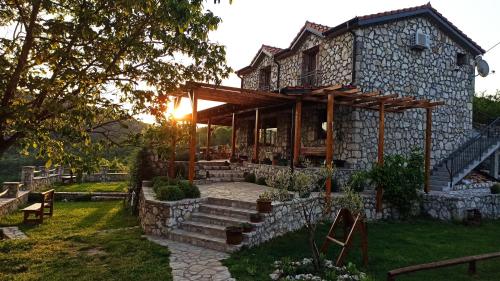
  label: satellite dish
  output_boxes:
[475,56,490,77]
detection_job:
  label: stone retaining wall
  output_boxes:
[232,163,356,188]
[54,192,127,201]
[0,191,29,218]
[422,190,500,220]
[138,181,205,236]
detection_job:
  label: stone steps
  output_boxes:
[194,177,245,185]
[199,204,257,220]
[180,220,227,238]
[206,171,245,178]
[206,197,257,210]
[191,212,250,227]
[201,165,231,170]
[167,229,241,253]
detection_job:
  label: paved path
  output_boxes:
[145,235,235,281]
[199,182,270,202]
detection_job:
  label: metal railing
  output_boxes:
[298,70,322,87]
[445,117,500,184]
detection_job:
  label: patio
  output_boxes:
[199,182,271,202]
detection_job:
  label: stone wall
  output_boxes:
[246,192,414,247]
[353,17,475,169]
[422,190,500,220]
[138,181,204,236]
[0,190,29,218]
[233,163,357,189]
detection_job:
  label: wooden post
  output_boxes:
[293,99,302,166]
[376,101,385,212]
[424,107,432,193]
[169,118,177,178]
[188,90,198,184]
[326,93,334,196]
[231,113,236,160]
[206,118,211,161]
[253,109,260,163]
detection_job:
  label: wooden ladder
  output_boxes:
[321,208,368,266]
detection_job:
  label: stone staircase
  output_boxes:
[195,162,245,185]
[167,197,258,253]
[430,118,500,191]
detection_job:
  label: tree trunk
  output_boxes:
[308,227,321,272]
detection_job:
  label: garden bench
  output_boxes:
[387,252,500,281]
[301,146,326,157]
[21,189,54,224]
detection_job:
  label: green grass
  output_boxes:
[0,201,172,281]
[224,218,500,281]
[51,182,128,192]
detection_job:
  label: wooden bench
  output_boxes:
[301,146,326,157]
[21,189,54,224]
[387,252,500,281]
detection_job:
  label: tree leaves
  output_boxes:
[0,0,231,169]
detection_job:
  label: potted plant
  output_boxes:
[225,226,243,245]
[257,191,273,213]
[250,213,263,223]
[240,222,254,233]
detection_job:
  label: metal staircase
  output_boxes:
[430,118,500,191]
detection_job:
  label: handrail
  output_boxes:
[444,117,500,186]
[387,252,500,281]
[298,70,322,87]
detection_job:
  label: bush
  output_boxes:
[368,149,424,217]
[256,177,267,186]
[152,176,179,193]
[179,180,201,198]
[156,185,185,201]
[244,172,256,183]
[348,170,370,192]
[491,183,500,194]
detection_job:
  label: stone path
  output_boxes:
[0,226,28,239]
[199,182,270,202]
[145,235,235,281]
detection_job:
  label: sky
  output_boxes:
[205,0,500,91]
[160,0,500,121]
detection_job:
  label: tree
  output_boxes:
[473,90,500,124]
[0,0,231,164]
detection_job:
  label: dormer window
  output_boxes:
[259,66,272,91]
[300,46,320,87]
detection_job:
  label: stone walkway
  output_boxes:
[199,182,270,202]
[145,235,235,281]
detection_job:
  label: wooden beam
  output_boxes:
[206,118,211,161]
[376,101,385,212]
[231,113,236,159]
[311,84,343,95]
[326,93,335,196]
[293,99,302,166]
[188,90,198,184]
[253,109,260,163]
[425,108,432,193]
[169,119,177,178]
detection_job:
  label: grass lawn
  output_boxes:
[0,201,172,281]
[224,218,500,281]
[51,182,128,192]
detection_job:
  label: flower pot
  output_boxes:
[241,224,254,233]
[250,213,263,223]
[257,199,272,213]
[226,226,243,245]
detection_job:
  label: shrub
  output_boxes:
[256,177,267,185]
[368,149,424,217]
[156,185,185,201]
[244,172,256,183]
[348,170,370,192]
[178,180,201,198]
[491,183,500,194]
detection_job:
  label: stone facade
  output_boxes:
[138,181,204,236]
[238,15,476,170]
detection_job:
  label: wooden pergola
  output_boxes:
[168,82,444,211]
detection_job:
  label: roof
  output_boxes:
[236,4,484,75]
[324,3,484,55]
[235,44,283,75]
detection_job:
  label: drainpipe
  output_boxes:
[349,29,357,86]
[273,57,281,92]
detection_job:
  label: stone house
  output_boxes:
[233,3,484,171]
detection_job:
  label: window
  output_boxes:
[457,53,467,67]
[259,66,272,91]
[301,46,319,86]
[259,118,277,146]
